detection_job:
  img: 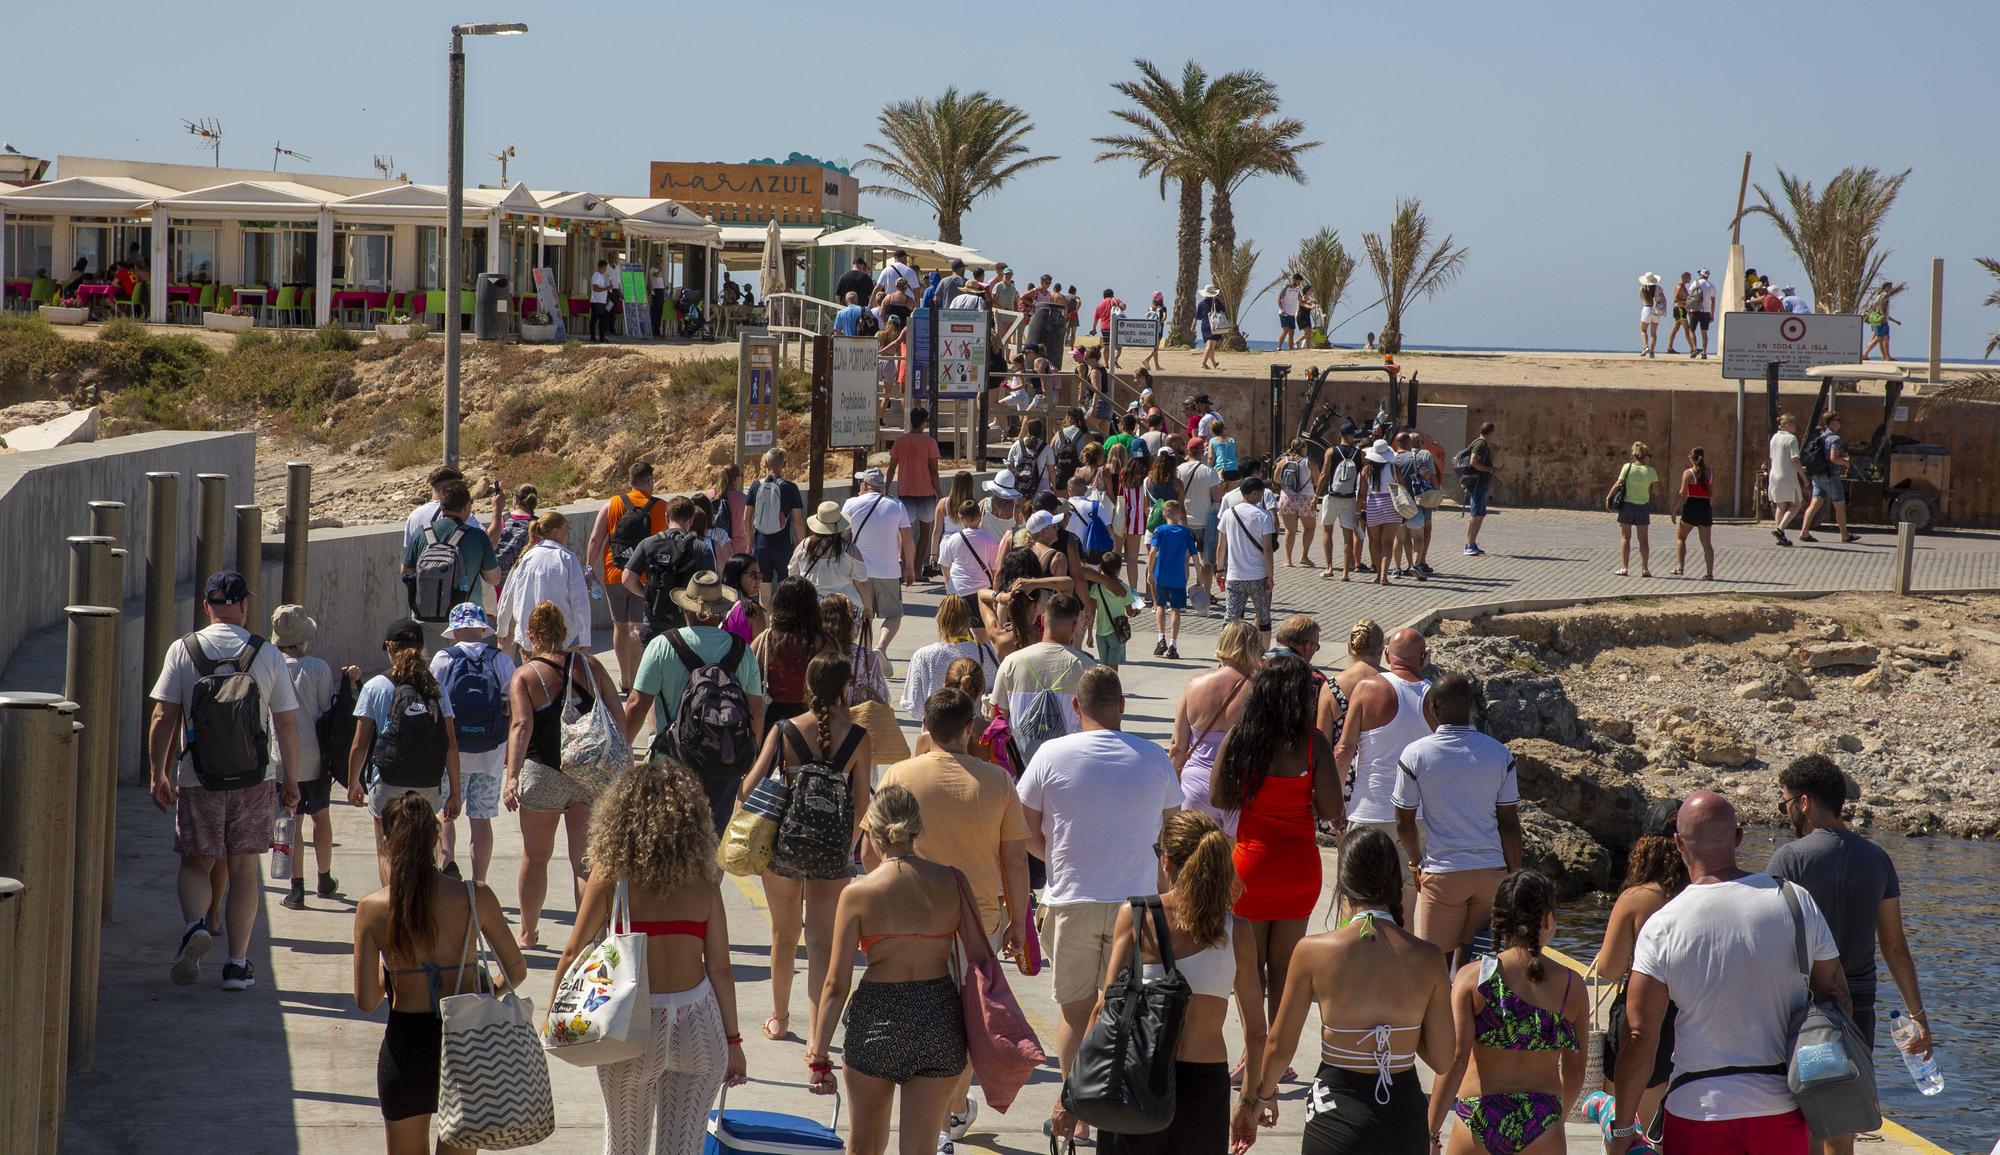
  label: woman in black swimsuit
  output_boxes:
[353,791,527,1154]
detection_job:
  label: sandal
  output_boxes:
[763,1014,790,1041]
[1668,567,1684,576]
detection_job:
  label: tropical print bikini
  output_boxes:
[1452,956,1577,1155]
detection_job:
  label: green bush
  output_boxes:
[233,328,275,352]
[304,322,361,353]
[96,318,151,343]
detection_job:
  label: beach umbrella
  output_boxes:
[760,219,785,321]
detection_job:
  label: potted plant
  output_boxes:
[376,312,429,341]
[203,304,255,333]
[40,297,88,326]
[519,310,559,343]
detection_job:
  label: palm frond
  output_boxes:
[856,87,1056,243]
[1212,240,1260,317]
[1361,198,1468,354]
[1743,165,1911,314]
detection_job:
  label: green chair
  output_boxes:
[272,286,299,328]
[184,283,217,323]
[114,281,146,319]
[300,287,316,327]
[422,291,446,324]
[368,290,403,328]
[29,278,57,307]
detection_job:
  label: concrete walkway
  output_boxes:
[65,504,1986,1153]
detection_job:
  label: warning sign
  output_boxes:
[1720,312,1863,380]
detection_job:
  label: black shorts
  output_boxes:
[843,977,966,1084]
[1672,306,1687,321]
[295,774,333,817]
[1690,311,1712,331]
[753,537,793,584]
[1302,1065,1428,1155]
[378,1010,442,1121]
[1101,1061,1230,1155]
[1680,497,1713,527]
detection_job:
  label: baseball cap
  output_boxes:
[854,467,886,487]
[383,618,425,649]
[1340,421,1360,436]
[1025,510,1059,535]
[203,570,250,605]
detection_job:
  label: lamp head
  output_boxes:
[453,21,529,36]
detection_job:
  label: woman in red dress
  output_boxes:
[1214,653,1341,1040]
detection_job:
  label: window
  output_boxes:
[416,225,489,290]
[73,220,152,277]
[4,219,53,280]
[333,227,393,289]
[241,223,316,286]
[171,228,218,283]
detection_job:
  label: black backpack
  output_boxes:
[1052,427,1086,489]
[183,632,270,791]
[317,672,358,786]
[1801,429,1834,477]
[1007,438,1045,498]
[662,632,757,777]
[855,309,880,338]
[769,718,867,880]
[372,682,449,789]
[493,516,531,583]
[608,495,660,572]
[1063,896,1190,1133]
[642,530,709,639]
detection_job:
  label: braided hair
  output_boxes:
[1491,869,1558,982]
[805,652,851,757]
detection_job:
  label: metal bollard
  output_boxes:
[64,606,119,1077]
[0,876,25,1155]
[66,536,114,611]
[193,474,229,631]
[0,693,80,1155]
[87,499,126,546]
[283,462,311,606]
[143,472,179,739]
[1892,521,1917,597]
[235,505,263,623]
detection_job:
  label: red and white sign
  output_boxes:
[1720,312,1863,380]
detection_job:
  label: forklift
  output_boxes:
[1275,361,1437,467]
[1786,363,1951,531]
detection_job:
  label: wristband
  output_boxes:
[1609,1122,1641,1138]
[725,1034,743,1046]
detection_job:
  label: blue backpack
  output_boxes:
[1080,499,1115,556]
[439,645,507,754]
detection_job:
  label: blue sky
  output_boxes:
[13,0,1999,356]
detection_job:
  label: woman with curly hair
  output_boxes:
[820,592,890,706]
[752,577,826,737]
[976,548,1070,662]
[739,653,870,1043]
[554,763,749,1155]
[1588,832,1689,1136]
[1212,653,1339,1029]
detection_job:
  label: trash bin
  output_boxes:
[474,273,510,341]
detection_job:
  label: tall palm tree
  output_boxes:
[1921,256,2000,407]
[1259,229,1355,346]
[1096,61,1270,346]
[1194,105,1317,350]
[1361,198,1468,355]
[1211,240,1261,331]
[857,88,1056,245]
[1742,165,1911,314]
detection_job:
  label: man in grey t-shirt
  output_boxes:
[1393,674,1522,957]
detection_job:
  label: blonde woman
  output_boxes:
[898,595,997,719]
[554,763,748,1155]
[495,511,592,655]
[1171,621,1260,832]
[1610,441,1660,578]
[806,785,970,1155]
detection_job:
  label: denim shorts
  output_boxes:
[1811,472,1846,503]
[1097,631,1127,667]
[1467,478,1490,518]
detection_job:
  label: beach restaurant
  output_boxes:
[0,155,723,332]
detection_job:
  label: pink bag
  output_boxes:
[952,870,1044,1112]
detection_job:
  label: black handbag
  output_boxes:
[1061,897,1189,1135]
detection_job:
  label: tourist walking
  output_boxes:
[590,258,616,341]
[1637,273,1666,357]
[352,792,527,1153]
[1206,420,1241,481]
[987,593,1094,765]
[1689,268,1717,358]
[1429,870,1588,1155]
[1391,675,1522,960]
[1317,423,1364,578]
[885,410,943,578]
[619,496,712,644]
[1171,621,1259,828]
[753,577,825,737]
[1336,628,1433,908]
[708,464,751,559]
[1236,828,1452,1155]
[741,653,870,1045]
[820,593,891,707]
[747,449,808,608]
[1671,446,1718,579]
[790,501,873,619]
[1146,499,1198,657]
[1018,667,1182,1141]
[936,500,1003,599]
[625,573,766,832]
[1862,291,1900,361]
[1459,422,1498,558]
[1359,439,1401,585]
[1610,441,1660,577]
[490,483,539,595]
[1006,419,1056,504]
[402,480,501,639]
[430,604,515,885]
[1605,792,1847,1155]
[345,619,462,889]
[403,466,485,553]
[587,463,668,692]
[1213,654,1340,1027]
[496,511,591,655]
[1177,439,1223,602]
[1799,410,1857,544]
[1768,413,1806,546]
[1142,291,1166,370]
[1196,285,1228,369]
[719,554,766,643]
[804,786,968,1155]
[1587,827,1688,1142]
[1768,755,1932,1155]
[1275,440,1319,568]
[149,571,305,989]
[1666,273,1693,355]
[268,604,347,911]
[899,595,997,718]
[842,469,915,648]
[1096,809,1268,1155]
[1215,477,1277,649]
[1277,273,1305,351]
[554,765,748,1155]
[502,602,619,948]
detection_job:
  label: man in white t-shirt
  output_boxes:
[988,594,1093,733]
[1392,674,1521,957]
[1606,791,1847,1155]
[148,570,304,991]
[1016,666,1180,1139]
[1689,267,1717,358]
[1276,274,1304,350]
[841,468,914,648]
[936,499,1002,596]
[403,464,486,553]
[1214,477,1277,647]
[1767,412,1805,546]
[877,249,920,297]
[588,258,615,343]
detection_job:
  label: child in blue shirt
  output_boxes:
[1146,499,1196,660]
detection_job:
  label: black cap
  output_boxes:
[203,570,250,605]
[1340,421,1360,436]
[383,618,425,649]
[950,258,965,270]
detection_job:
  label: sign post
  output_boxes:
[808,335,830,507]
[618,263,650,339]
[735,332,780,464]
[1109,316,1161,376]
[1721,313,1862,518]
[935,309,988,399]
[531,267,566,341]
[828,336,879,450]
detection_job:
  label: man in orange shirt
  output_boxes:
[885,407,943,578]
[584,461,666,693]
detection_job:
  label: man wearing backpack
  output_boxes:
[621,496,710,644]
[1607,792,1850,1155]
[586,461,668,693]
[401,480,500,636]
[842,467,916,648]
[745,448,806,607]
[1176,448,1224,605]
[1798,410,1859,545]
[1318,422,1365,578]
[429,604,516,884]
[402,465,486,553]
[1457,421,1499,557]
[147,571,305,991]
[624,572,765,834]
[988,592,1095,768]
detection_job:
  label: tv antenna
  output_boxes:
[272,141,311,172]
[372,154,396,179]
[182,117,222,166]
[490,145,516,184]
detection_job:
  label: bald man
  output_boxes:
[1334,628,1434,906]
[1605,792,1849,1155]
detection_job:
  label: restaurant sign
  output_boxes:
[648,162,854,217]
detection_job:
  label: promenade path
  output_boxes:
[64,505,1983,1153]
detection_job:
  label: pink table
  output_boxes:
[329,290,387,321]
[165,285,196,303]
[74,284,115,302]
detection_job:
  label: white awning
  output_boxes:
[719,224,824,246]
[604,196,721,247]
[157,180,339,219]
[329,182,522,226]
[0,175,180,215]
[531,190,624,223]
[816,223,994,268]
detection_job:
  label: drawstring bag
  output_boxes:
[436,880,555,1149]
[543,877,652,1066]
[951,870,1044,1112]
[559,655,631,797]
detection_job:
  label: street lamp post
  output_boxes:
[444,21,527,469]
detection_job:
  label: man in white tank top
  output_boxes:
[1334,628,1435,902]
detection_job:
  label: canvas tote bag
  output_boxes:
[951,870,1044,1112]
[543,877,653,1066]
[436,879,555,1149]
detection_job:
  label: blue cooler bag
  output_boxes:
[706,1086,843,1155]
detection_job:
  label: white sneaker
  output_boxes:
[171,923,212,986]
[949,1097,979,1140]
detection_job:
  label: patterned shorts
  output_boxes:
[457,747,505,821]
[518,758,595,813]
[843,977,966,1083]
[175,779,278,861]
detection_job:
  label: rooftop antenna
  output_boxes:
[490,145,516,184]
[182,117,222,166]
[272,141,311,172]
[372,154,396,179]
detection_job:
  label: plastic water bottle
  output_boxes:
[1889,1011,1944,1095]
[587,568,605,601]
[270,812,296,882]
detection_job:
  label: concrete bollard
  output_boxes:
[1892,521,1917,597]
[64,606,119,1077]
[193,474,229,631]
[0,693,80,1155]
[0,876,25,1155]
[283,462,311,606]
[234,505,263,623]
[66,536,115,612]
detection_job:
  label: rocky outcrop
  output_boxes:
[1517,804,1614,897]
[1428,635,1585,746]
[1651,705,1756,767]
[1470,601,1796,655]
[1508,738,1648,855]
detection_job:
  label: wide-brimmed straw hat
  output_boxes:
[670,571,740,618]
[1364,438,1396,464]
[806,500,849,536]
[1638,272,1662,286]
[1199,284,1221,298]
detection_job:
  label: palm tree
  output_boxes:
[1361,198,1469,355]
[1259,229,1355,346]
[1193,104,1316,350]
[1920,256,2000,407]
[1742,165,1911,315]
[1211,240,1261,331]
[1096,61,1270,346]
[857,88,1056,245]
